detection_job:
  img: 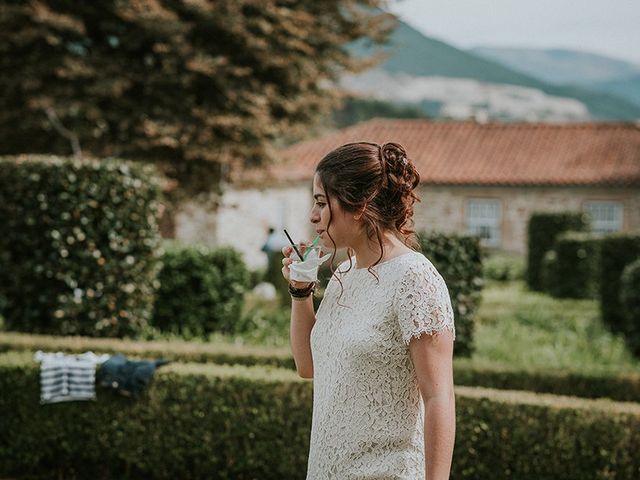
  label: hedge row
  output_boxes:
[418,231,484,358]
[527,212,589,291]
[152,241,251,338]
[621,259,640,356]
[1,351,639,480]
[3,332,639,403]
[541,231,602,299]
[0,155,164,338]
[600,233,640,339]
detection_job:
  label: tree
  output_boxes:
[0,0,394,196]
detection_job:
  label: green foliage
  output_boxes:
[1,352,640,479]
[526,211,590,291]
[264,250,291,304]
[0,155,163,337]
[599,233,640,340]
[4,329,640,403]
[482,251,525,282]
[152,243,251,338]
[541,231,602,298]
[620,258,640,356]
[0,1,394,194]
[417,231,484,358]
[331,95,428,128]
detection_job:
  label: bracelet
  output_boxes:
[291,294,312,302]
[289,282,316,299]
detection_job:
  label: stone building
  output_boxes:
[174,119,640,270]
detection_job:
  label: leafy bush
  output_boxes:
[151,243,251,338]
[2,351,640,480]
[620,258,640,356]
[418,231,484,358]
[541,231,601,298]
[0,155,163,337]
[526,212,589,291]
[599,232,640,337]
[482,251,525,281]
[4,331,640,402]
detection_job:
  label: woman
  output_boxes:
[282,142,456,480]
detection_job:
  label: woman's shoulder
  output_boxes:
[397,251,448,289]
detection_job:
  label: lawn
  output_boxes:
[232,275,640,376]
[473,279,640,375]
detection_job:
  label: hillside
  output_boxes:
[587,75,640,108]
[346,22,640,121]
[471,47,640,86]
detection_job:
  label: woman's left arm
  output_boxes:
[409,329,456,480]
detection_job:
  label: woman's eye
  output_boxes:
[315,202,325,208]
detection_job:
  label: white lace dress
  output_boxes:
[307,250,456,479]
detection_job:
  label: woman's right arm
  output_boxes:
[281,245,315,379]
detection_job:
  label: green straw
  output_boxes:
[302,234,321,260]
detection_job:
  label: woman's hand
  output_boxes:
[281,241,313,289]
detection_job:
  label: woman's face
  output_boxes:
[310,173,361,250]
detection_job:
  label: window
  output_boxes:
[465,198,501,247]
[582,201,623,233]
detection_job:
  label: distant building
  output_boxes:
[174,119,640,269]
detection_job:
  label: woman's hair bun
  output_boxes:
[381,142,417,193]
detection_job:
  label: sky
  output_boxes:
[387,0,640,64]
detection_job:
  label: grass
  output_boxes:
[2,266,638,377]
[472,279,640,375]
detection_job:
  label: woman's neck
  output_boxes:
[350,232,412,270]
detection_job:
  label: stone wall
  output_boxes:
[172,182,640,270]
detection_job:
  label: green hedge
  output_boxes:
[526,212,590,292]
[2,332,640,403]
[620,259,640,356]
[1,351,639,480]
[152,242,251,338]
[418,231,483,358]
[0,155,164,338]
[541,231,602,299]
[599,233,640,337]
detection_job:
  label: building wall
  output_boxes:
[173,182,313,270]
[173,182,640,270]
[415,185,640,254]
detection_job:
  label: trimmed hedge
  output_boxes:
[0,155,164,338]
[620,259,640,356]
[5,333,640,403]
[1,351,640,479]
[152,242,251,338]
[599,233,640,337]
[527,212,589,291]
[541,231,602,299]
[418,231,483,358]
[7,331,640,404]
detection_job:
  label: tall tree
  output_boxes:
[0,0,394,196]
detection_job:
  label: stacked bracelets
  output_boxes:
[289,281,316,300]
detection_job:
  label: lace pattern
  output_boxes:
[307,251,456,479]
[394,258,456,345]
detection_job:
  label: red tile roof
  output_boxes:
[232,119,640,187]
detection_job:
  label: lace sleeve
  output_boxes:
[394,261,456,346]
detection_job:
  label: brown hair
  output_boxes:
[315,141,421,304]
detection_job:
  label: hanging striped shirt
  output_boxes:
[34,351,111,404]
